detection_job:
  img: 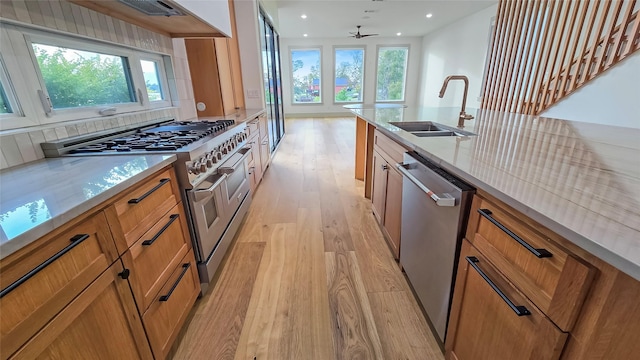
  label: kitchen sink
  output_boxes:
[389,121,476,137]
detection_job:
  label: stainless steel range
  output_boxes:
[41,118,252,291]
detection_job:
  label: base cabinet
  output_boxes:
[446,240,567,360]
[9,262,153,360]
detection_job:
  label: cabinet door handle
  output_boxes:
[159,263,190,302]
[0,234,90,298]
[128,178,170,204]
[477,209,552,258]
[381,164,388,171]
[466,256,531,316]
[142,214,179,246]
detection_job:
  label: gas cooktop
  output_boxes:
[41,119,235,156]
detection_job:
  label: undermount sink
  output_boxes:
[388,121,476,137]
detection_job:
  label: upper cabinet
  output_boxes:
[68,0,231,38]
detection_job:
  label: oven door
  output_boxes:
[219,148,251,217]
[187,173,228,262]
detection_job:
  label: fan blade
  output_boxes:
[360,34,378,37]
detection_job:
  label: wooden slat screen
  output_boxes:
[482,0,640,115]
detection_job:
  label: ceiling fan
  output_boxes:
[349,25,378,39]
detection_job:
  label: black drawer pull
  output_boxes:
[159,263,190,302]
[142,214,179,246]
[0,234,90,298]
[466,256,531,316]
[478,209,552,258]
[128,178,170,204]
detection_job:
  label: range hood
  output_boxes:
[117,0,185,16]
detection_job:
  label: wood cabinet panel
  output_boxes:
[0,212,117,359]
[373,129,406,165]
[383,167,402,259]
[260,136,270,174]
[371,150,387,225]
[214,38,236,115]
[466,195,593,331]
[9,262,153,360]
[121,203,191,313]
[105,168,180,254]
[143,250,199,360]
[446,240,567,360]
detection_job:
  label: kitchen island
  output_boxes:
[350,105,640,359]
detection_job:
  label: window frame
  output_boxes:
[289,47,323,105]
[374,45,410,103]
[332,46,365,105]
[0,22,174,130]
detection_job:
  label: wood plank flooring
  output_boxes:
[171,117,443,360]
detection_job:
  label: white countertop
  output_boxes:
[0,154,176,259]
[350,106,640,281]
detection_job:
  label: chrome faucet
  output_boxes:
[438,75,475,128]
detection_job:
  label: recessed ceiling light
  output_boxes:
[426,13,433,18]
[303,34,308,37]
[396,32,402,36]
[301,14,307,19]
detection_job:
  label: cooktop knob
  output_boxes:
[199,163,207,172]
[189,163,200,175]
[206,159,213,168]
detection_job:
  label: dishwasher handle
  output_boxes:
[396,163,456,207]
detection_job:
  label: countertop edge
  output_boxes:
[357,112,640,281]
[0,154,177,260]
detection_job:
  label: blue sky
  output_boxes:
[291,49,320,78]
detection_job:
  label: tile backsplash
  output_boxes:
[0,0,197,170]
[0,109,179,169]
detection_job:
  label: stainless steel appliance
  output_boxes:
[41,118,252,291]
[396,151,474,343]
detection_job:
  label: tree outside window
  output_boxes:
[376,47,408,102]
[334,48,364,103]
[291,49,321,103]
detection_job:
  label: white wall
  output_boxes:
[541,51,640,129]
[417,4,498,110]
[280,36,423,116]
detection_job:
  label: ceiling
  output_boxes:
[274,0,497,39]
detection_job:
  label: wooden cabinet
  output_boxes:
[185,0,244,117]
[1,165,198,360]
[9,262,153,360]
[244,116,264,194]
[258,114,271,174]
[445,192,596,359]
[446,240,568,360]
[369,130,406,259]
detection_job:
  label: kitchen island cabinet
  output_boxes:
[350,106,640,358]
[0,159,198,360]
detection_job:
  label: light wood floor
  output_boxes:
[171,117,444,360]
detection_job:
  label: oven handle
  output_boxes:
[218,148,251,174]
[190,174,227,202]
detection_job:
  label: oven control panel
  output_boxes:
[186,130,249,186]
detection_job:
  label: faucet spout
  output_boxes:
[438,75,474,128]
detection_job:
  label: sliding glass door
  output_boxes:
[259,9,284,151]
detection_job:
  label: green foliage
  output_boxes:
[335,49,364,102]
[335,88,349,101]
[34,46,134,109]
[376,48,407,101]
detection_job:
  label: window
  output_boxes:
[334,48,364,103]
[291,48,321,103]
[140,59,165,102]
[32,43,136,109]
[0,82,11,114]
[376,46,409,102]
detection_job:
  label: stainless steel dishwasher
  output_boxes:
[396,151,474,343]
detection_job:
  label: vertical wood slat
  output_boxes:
[507,0,537,113]
[482,0,506,109]
[559,1,590,98]
[481,0,640,115]
[538,0,573,112]
[495,0,526,111]
[486,0,514,110]
[594,0,624,77]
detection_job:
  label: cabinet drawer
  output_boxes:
[466,195,593,331]
[143,250,199,360]
[246,134,260,166]
[374,129,406,165]
[0,212,118,359]
[446,240,567,360]
[105,168,181,254]
[245,119,259,138]
[258,114,268,138]
[121,204,192,313]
